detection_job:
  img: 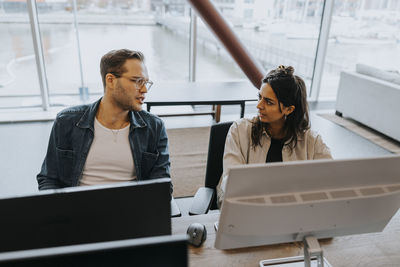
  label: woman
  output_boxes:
[217,65,332,205]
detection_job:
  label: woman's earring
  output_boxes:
[284,114,287,120]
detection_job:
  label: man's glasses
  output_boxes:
[131,78,153,91]
[110,73,153,91]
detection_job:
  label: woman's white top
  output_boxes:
[217,117,333,205]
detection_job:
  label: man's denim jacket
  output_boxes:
[37,99,171,192]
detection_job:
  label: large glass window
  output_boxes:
[157,0,245,81]
[195,18,246,81]
[76,0,191,93]
[206,0,325,92]
[5,0,398,110]
[319,0,400,100]
[34,0,191,106]
[35,0,185,105]
[36,1,82,106]
[0,1,41,108]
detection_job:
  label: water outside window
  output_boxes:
[320,0,400,100]
[0,0,399,109]
[0,0,41,108]
[207,0,324,94]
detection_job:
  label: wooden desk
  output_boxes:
[172,211,400,267]
[145,81,258,122]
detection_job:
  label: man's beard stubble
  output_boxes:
[113,82,140,112]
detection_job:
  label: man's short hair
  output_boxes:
[100,49,145,88]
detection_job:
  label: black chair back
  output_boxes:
[204,121,233,210]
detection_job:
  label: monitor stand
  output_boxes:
[259,236,332,267]
[214,223,332,267]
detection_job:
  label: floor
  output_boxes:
[0,101,392,216]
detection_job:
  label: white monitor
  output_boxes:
[215,155,400,250]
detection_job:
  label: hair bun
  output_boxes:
[277,65,294,76]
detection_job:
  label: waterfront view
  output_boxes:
[1,0,399,108]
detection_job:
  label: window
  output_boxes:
[5,0,396,109]
[0,1,41,108]
[34,0,191,105]
[319,0,400,100]
[211,0,325,92]
[161,0,245,81]
[243,9,253,19]
[37,1,82,105]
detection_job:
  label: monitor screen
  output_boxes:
[215,155,400,249]
[0,235,188,267]
[0,178,172,252]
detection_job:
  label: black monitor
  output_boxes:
[0,235,188,267]
[0,178,171,252]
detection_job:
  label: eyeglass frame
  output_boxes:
[109,72,153,91]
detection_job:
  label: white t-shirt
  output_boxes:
[79,118,136,186]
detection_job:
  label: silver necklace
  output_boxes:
[111,129,120,143]
[110,121,129,143]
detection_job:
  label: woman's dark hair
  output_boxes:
[251,65,310,150]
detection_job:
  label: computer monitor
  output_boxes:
[215,155,400,250]
[0,178,172,252]
[0,235,188,267]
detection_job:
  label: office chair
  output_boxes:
[189,121,233,215]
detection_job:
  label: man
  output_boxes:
[37,49,171,192]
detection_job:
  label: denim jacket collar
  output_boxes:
[76,98,147,131]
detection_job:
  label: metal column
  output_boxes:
[72,0,88,102]
[309,0,334,101]
[27,0,50,110]
[189,8,197,82]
